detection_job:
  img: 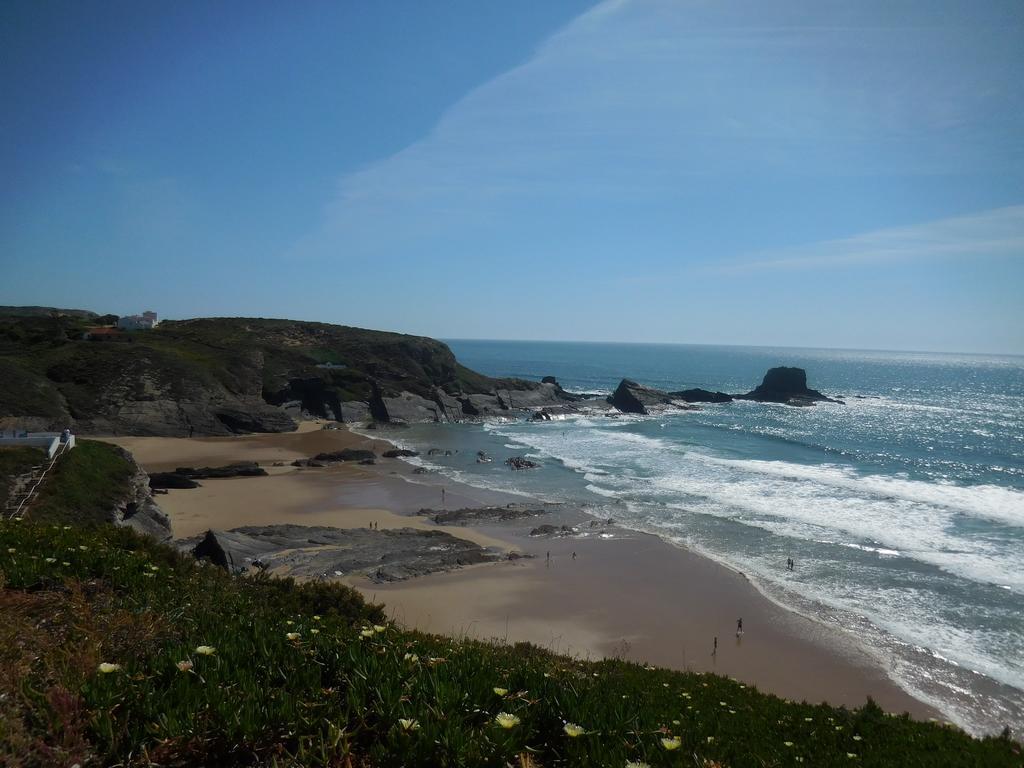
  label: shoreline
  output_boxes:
[105,424,941,724]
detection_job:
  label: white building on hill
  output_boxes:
[117,311,159,330]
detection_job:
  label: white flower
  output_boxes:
[660,736,681,750]
[563,723,585,737]
[495,712,520,729]
[176,660,193,672]
[398,718,420,732]
[625,762,650,768]
[98,662,121,674]
[286,632,300,641]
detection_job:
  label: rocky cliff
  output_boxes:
[113,446,173,541]
[0,310,572,435]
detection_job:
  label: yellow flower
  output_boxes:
[310,628,320,634]
[625,762,650,768]
[98,662,121,673]
[45,557,56,563]
[176,660,193,672]
[194,645,216,655]
[661,736,682,750]
[847,753,857,759]
[6,548,15,554]
[62,561,71,566]
[403,652,419,663]
[495,712,520,729]
[313,615,321,621]
[360,629,375,638]
[286,632,300,641]
[784,741,794,747]
[563,723,585,737]
[852,735,862,741]
[373,624,387,633]
[398,718,420,731]
[493,687,508,696]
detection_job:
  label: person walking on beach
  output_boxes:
[572,551,577,561]
[441,487,446,505]
[546,551,550,567]
[736,618,743,637]
[712,636,718,656]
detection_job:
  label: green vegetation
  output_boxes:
[1,522,1017,767]
[29,440,135,525]
[0,310,525,433]
[0,446,45,508]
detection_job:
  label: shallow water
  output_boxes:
[390,341,1024,736]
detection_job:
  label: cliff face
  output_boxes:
[112,446,173,542]
[0,311,566,435]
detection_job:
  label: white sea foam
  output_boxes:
[696,455,1024,529]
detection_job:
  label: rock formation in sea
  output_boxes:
[607,379,700,414]
[734,366,842,406]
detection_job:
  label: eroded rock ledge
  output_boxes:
[191,524,516,582]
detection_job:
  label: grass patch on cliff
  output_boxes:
[1,522,1018,767]
[29,440,135,525]
[0,446,45,508]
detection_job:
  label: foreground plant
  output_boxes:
[0,521,1019,768]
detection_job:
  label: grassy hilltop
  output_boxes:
[0,309,515,435]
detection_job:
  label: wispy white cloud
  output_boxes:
[716,205,1024,273]
[291,0,1023,262]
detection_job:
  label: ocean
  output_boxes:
[390,340,1024,736]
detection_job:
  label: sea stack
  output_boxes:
[736,366,842,406]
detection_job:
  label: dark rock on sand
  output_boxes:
[505,456,539,470]
[174,462,268,479]
[736,367,842,406]
[419,506,547,525]
[149,472,201,489]
[192,524,501,582]
[529,523,575,537]
[383,449,419,458]
[316,449,376,462]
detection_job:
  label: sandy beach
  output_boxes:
[106,424,937,720]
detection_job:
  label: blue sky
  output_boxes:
[2,0,1023,353]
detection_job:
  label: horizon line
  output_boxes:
[441,337,1024,359]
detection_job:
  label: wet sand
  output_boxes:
[106,425,937,720]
